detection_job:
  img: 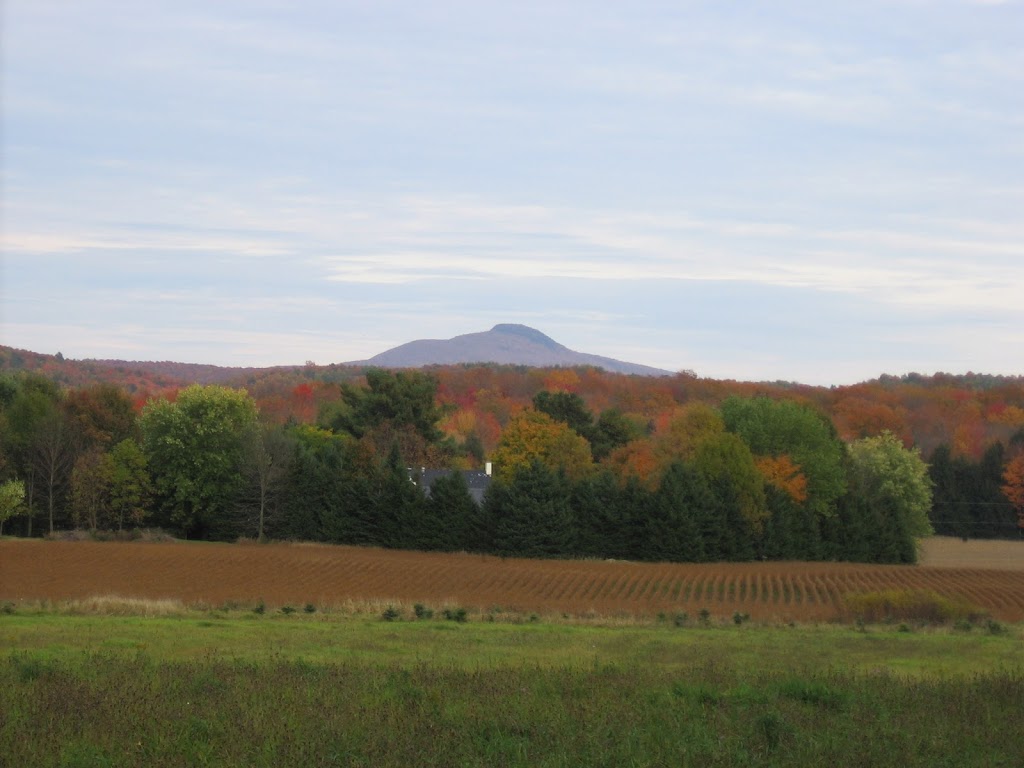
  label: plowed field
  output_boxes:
[3,536,1023,621]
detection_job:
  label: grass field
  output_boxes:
[2,535,1023,621]
[2,537,1023,767]
[2,614,1022,767]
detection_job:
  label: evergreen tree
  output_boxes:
[571,470,626,558]
[491,461,574,558]
[645,462,708,562]
[424,471,478,551]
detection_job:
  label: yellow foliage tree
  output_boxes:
[491,410,593,482]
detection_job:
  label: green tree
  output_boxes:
[692,431,768,531]
[533,391,594,436]
[107,439,152,531]
[3,376,71,535]
[238,423,294,542]
[721,396,846,519]
[0,478,25,535]
[330,369,445,444]
[278,426,350,542]
[590,408,644,461]
[141,385,258,539]
[70,447,112,531]
[645,462,712,562]
[847,431,933,543]
[424,471,478,552]
[572,470,629,558]
[488,461,574,558]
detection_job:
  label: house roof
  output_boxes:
[414,469,492,505]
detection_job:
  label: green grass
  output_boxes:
[2,612,1022,767]
[2,612,1021,676]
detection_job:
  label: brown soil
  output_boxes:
[4,538,1023,621]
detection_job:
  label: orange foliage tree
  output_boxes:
[754,454,808,504]
[1002,453,1024,529]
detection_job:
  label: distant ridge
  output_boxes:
[356,324,673,377]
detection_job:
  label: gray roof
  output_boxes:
[414,469,492,505]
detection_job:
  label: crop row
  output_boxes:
[2,540,1022,621]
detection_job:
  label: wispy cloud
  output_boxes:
[3,0,1022,384]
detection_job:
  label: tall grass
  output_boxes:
[2,652,1021,767]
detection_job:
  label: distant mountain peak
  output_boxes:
[489,324,564,350]
[357,324,672,376]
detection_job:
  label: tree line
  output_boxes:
[0,369,1020,559]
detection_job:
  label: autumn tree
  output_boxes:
[1001,453,1024,529]
[491,410,593,482]
[64,383,137,449]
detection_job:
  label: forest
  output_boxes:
[0,344,1022,563]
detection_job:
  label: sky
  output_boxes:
[2,1,1022,386]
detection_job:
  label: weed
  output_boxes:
[778,678,847,711]
[303,603,317,614]
[381,606,402,622]
[732,611,750,626]
[986,619,1007,635]
[413,603,434,620]
[442,607,467,623]
[1,601,15,615]
[280,605,296,615]
[759,711,785,753]
[252,599,265,615]
[699,608,711,626]
[673,612,688,627]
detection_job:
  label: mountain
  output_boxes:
[357,324,673,376]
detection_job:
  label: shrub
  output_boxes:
[442,607,467,623]
[673,612,688,627]
[413,603,433,620]
[303,603,317,614]
[699,608,711,626]
[280,605,296,615]
[253,599,266,615]
[842,589,981,625]
[381,606,402,622]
